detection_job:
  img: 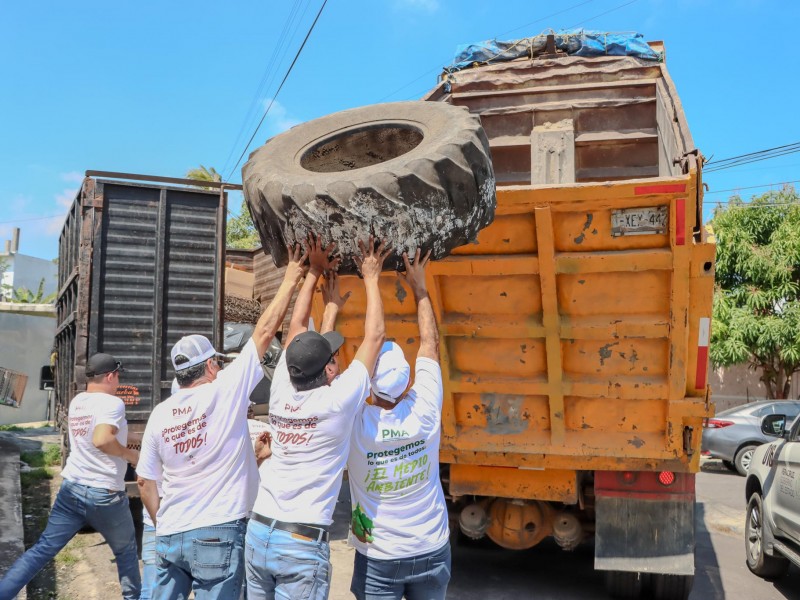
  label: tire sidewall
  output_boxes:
[735,444,757,476]
[745,493,765,571]
[244,101,479,189]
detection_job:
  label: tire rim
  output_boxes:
[747,502,762,562]
[741,449,754,472]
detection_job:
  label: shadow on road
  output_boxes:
[692,503,725,599]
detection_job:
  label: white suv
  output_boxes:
[744,412,800,580]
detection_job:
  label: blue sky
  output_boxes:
[2,0,797,260]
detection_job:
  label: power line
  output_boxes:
[704,142,800,173]
[706,141,800,165]
[221,0,309,176]
[705,180,800,195]
[707,201,798,207]
[226,0,329,182]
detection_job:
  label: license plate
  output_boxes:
[611,206,668,237]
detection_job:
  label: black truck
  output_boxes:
[53,172,233,492]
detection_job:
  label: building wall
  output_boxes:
[0,310,56,425]
[0,254,58,301]
[708,362,800,413]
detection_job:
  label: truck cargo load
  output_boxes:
[272,34,715,600]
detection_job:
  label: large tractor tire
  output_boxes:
[242,101,496,274]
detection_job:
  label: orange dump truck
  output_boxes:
[312,36,715,599]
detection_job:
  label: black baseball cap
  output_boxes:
[285,331,344,379]
[85,353,124,377]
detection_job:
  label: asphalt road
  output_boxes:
[329,460,800,599]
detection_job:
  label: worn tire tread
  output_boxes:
[243,101,495,274]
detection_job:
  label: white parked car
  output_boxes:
[744,412,800,580]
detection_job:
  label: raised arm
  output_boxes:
[353,236,390,375]
[400,248,439,363]
[286,233,340,346]
[320,271,351,334]
[252,243,307,357]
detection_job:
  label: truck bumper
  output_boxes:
[594,471,695,576]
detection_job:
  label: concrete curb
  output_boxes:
[0,438,26,598]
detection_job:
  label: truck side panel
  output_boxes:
[54,176,226,447]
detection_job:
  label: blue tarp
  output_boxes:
[447,30,661,73]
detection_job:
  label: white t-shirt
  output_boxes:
[61,391,129,491]
[137,339,263,536]
[251,351,370,526]
[347,358,449,559]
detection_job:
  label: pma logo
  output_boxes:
[381,428,409,441]
[172,406,192,418]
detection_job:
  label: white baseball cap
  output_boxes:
[170,334,224,372]
[371,341,411,403]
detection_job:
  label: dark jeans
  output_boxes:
[0,479,140,600]
[153,518,247,600]
[351,542,451,600]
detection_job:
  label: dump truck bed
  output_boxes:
[314,43,714,498]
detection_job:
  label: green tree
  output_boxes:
[10,278,56,304]
[185,165,260,249]
[226,199,260,249]
[185,165,221,186]
[709,186,800,399]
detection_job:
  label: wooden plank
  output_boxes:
[534,206,566,444]
[574,129,658,145]
[451,78,659,100]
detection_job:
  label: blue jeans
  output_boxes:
[351,542,451,600]
[0,479,141,600]
[140,523,157,600]
[245,518,331,600]
[153,518,246,600]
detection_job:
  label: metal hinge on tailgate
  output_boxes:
[683,426,694,457]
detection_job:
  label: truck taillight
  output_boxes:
[658,471,675,486]
[704,419,734,429]
[595,471,695,497]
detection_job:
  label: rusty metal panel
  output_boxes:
[226,248,256,272]
[54,175,226,433]
[450,464,578,503]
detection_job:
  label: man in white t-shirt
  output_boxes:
[0,353,141,600]
[347,249,451,600]
[246,234,390,600]
[136,243,306,600]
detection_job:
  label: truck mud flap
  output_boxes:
[594,471,695,575]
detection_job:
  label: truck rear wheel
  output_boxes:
[651,573,693,600]
[745,493,790,580]
[604,570,642,599]
[242,101,496,275]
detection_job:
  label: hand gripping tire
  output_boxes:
[242,101,496,274]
